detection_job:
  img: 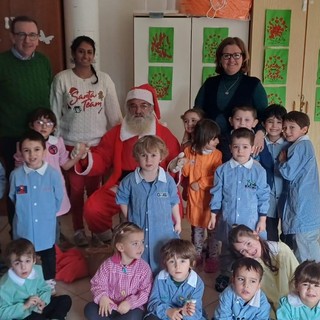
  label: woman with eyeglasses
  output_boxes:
[50,35,123,247]
[194,37,268,157]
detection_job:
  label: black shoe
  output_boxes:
[215,274,230,292]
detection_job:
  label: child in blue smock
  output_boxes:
[145,239,206,320]
[9,130,63,293]
[208,128,270,292]
[213,257,270,320]
[116,135,181,274]
[0,238,71,320]
[279,111,320,262]
[259,104,288,241]
[277,260,320,319]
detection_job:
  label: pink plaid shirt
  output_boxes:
[90,253,153,311]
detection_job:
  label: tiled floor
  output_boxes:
[0,213,220,319]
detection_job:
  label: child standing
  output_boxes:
[277,260,320,319]
[182,119,222,272]
[145,239,206,320]
[116,135,181,274]
[180,109,205,151]
[213,257,270,320]
[0,238,71,320]
[219,105,259,163]
[9,130,63,293]
[209,128,270,290]
[229,224,299,318]
[279,111,320,262]
[259,104,288,241]
[84,222,153,320]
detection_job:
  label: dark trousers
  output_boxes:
[84,302,145,320]
[266,217,279,241]
[36,245,56,280]
[23,295,72,320]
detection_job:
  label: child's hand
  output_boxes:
[278,150,287,163]
[37,299,46,312]
[207,214,217,230]
[24,295,41,310]
[183,300,196,316]
[98,295,114,317]
[70,142,89,160]
[174,222,182,234]
[167,307,183,320]
[117,300,131,314]
[190,181,199,191]
[256,217,267,234]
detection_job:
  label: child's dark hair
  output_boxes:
[10,16,38,33]
[230,128,255,146]
[28,107,57,128]
[180,108,205,121]
[231,105,257,119]
[283,111,310,129]
[191,119,220,154]
[232,257,264,281]
[4,238,36,267]
[133,135,168,161]
[112,222,143,253]
[229,224,279,273]
[161,239,197,269]
[291,260,320,293]
[19,130,46,151]
[261,104,287,123]
[71,35,98,84]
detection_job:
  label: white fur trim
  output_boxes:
[74,151,93,176]
[126,89,154,105]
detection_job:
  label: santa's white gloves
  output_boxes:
[168,152,187,173]
[70,142,89,160]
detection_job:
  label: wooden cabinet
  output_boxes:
[250,0,320,161]
[0,0,65,75]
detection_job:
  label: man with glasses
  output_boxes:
[75,84,182,240]
[0,16,52,230]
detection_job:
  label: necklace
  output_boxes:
[223,76,240,95]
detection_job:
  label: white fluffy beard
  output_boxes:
[125,112,154,135]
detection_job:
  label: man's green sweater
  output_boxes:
[0,50,52,137]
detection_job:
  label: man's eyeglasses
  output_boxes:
[221,52,243,60]
[13,32,39,41]
[128,103,151,111]
[34,120,55,127]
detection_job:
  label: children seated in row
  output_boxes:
[145,238,206,320]
[0,238,71,320]
[229,224,299,318]
[279,111,320,262]
[213,257,270,320]
[277,260,320,319]
[116,135,181,274]
[182,119,222,272]
[84,222,153,320]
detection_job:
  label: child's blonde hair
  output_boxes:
[112,222,143,254]
[4,238,36,267]
[132,135,168,161]
[291,260,320,293]
[160,239,197,269]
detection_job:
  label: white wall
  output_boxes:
[98,0,145,112]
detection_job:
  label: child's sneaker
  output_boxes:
[46,279,57,295]
[204,257,220,273]
[215,274,230,292]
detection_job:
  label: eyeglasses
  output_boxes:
[128,103,151,111]
[221,52,243,60]
[13,32,39,41]
[34,120,55,127]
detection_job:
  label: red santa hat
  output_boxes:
[125,83,161,119]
